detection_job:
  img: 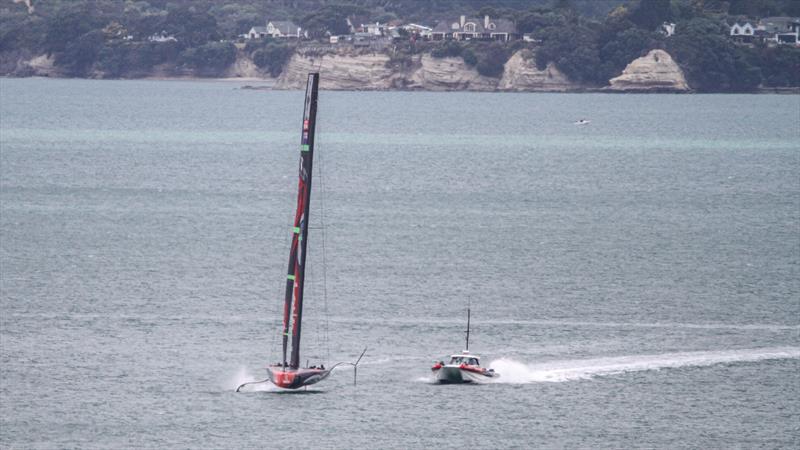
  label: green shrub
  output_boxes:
[251,42,292,77]
[431,40,462,58]
[475,42,509,78]
[462,48,477,66]
[179,41,236,77]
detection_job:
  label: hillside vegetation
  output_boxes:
[1,0,798,91]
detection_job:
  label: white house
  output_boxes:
[246,26,267,39]
[247,20,305,39]
[756,17,800,45]
[400,23,432,39]
[730,22,755,42]
[267,20,304,38]
[660,22,676,37]
[431,15,517,42]
[148,31,177,42]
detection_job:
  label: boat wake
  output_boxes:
[487,347,800,384]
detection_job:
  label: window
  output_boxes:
[464,23,475,32]
[488,23,496,30]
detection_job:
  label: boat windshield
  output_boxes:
[449,356,480,366]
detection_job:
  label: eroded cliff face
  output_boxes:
[608,49,689,92]
[276,51,396,90]
[405,54,497,90]
[498,50,575,91]
[275,49,582,92]
[4,47,690,93]
[224,55,273,79]
[12,54,59,77]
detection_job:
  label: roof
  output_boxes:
[450,353,479,358]
[491,18,516,34]
[758,16,800,33]
[269,20,300,34]
[250,26,267,33]
[431,16,516,34]
[347,15,372,27]
[403,23,433,31]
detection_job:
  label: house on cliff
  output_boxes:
[246,26,267,39]
[431,15,517,42]
[247,20,305,39]
[729,22,756,43]
[729,17,800,46]
[347,16,388,36]
[757,17,800,45]
[401,23,433,39]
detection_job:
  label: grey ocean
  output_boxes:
[1,78,798,448]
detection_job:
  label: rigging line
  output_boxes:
[267,198,283,362]
[317,104,331,365]
[269,184,296,364]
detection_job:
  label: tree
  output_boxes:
[478,6,498,18]
[300,4,368,39]
[252,42,293,77]
[666,18,761,91]
[629,0,671,31]
[598,27,663,80]
[534,22,603,84]
[430,40,463,58]
[56,30,104,76]
[475,42,509,77]
[758,46,800,87]
[42,4,104,55]
[163,6,220,48]
[516,11,565,33]
[462,48,477,66]
[178,41,236,76]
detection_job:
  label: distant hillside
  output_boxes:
[1,0,798,92]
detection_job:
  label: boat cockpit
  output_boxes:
[449,355,480,366]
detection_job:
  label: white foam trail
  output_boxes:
[228,366,276,392]
[488,347,800,384]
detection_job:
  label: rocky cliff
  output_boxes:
[275,51,396,90]
[498,50,575,91]
[405,54,497,91]
[275,49,584,92]
[4,46,691,93]
[608,49,689,92]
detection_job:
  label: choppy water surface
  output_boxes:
[1,78,799,448]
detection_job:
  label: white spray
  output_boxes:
[227,366,276,392]
[488,347,800,384]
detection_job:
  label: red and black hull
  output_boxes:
[267,366,331,390]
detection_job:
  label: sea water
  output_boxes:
[1,78,798,448]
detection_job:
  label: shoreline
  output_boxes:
[3,75,798,94]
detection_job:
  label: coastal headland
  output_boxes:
[8,46,692,93]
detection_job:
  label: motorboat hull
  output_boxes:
[267,366,331,389]
[432,365,498,384]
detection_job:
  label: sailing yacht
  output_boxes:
[236,73,339,392]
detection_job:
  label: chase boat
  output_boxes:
[430,307,499,384]
[431,350,498,384]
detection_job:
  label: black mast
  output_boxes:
[285,73,319,369]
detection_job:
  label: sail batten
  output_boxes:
[281,73,319,370]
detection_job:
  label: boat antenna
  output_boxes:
[465,302,471,352]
